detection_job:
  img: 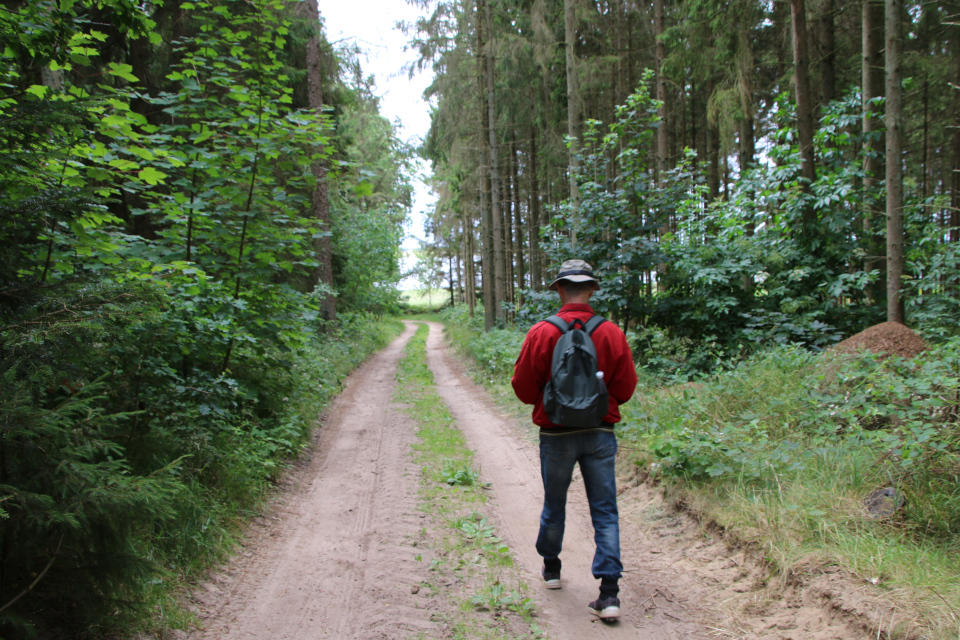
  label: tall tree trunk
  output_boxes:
[615,0,627,105]
[791,0,818,229]
[921,81,929,203]
[504,145,514,306]
[480,155,496,330]
[529,127,542,290]
[952,53,960,244]
[885,0,905,323]
[654,0,667,187]
[448,254,455,307]
[465,206,476,316]
[302,0,335,321]
[736,20,756,183]
[564,0,581,232]
[483,0,506,324]
[862,0,885,295]
[706,75,719,204]
[818,0,836,107]
[690,76,699,164]
[512,136,525,293]
[739,118,756,177]
[477,2,495,331]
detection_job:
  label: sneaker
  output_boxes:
[588,595,621,620]
[541,566,561,589]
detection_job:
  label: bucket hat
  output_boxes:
[547,259,601,291]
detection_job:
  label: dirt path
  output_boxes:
[186,322,435,639]
[184,322,881,640]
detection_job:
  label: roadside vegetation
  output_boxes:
[438,306,960,639]
[394,324,545,640]
[400,288,455,314]
[0,1,410,637]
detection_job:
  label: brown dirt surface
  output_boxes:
[174,322,898,640]
[831,321,928,359]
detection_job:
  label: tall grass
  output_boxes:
[621,342,960,639]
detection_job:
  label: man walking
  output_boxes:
[511,259,637,620]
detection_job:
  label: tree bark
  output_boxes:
[477,1,495,331]
[921,81,929,202]
[529,127,542,290]
[706,75,719,204]
[503,144,514,306]
[564,0,581,229]
[739,117,756,177]
[862,0,885,293]
[301,0,335,321]
[654,0,667,187]
[512,136,525,293]
[885,0,905,323]
[818,0,836,107]
[952,53,960,244]
[448,254,455,307]
[464,207,476,316]
[615,0,627,105]
[482,0,505,324]
[791,0,818,228]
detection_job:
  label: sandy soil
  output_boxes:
[182,321,891,640]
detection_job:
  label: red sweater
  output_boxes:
[512,303,638,429]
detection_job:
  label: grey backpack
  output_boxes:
[542,315,609,428]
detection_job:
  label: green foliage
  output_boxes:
[906,226,960,340]
[470,581,535,615]
[622,340,960,538]
[439,306,525,379]
[534,87,900,378]
[0,272,399,636]
[533,74,665,329]
[443,462,481,486]
[455,512,510,555]
[0,0,409,635]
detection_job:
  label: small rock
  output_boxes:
[411,585,420,594]
[863,487,905,518]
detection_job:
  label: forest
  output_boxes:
[414,0,960,634]
[2,0,959,636]
[1,0,409,636]
[414,0,958,355]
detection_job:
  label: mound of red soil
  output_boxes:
[831,321,928,360]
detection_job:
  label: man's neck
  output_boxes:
[558,292,593,306]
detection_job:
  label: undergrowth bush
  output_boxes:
[0,278,401,638]
[439,306,525,380]
[621,340,960,539]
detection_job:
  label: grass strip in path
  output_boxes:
[394,323,547,640]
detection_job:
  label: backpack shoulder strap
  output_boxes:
[544,315,568,334]
[584,315,606,336]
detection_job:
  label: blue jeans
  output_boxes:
[536,429,622,580]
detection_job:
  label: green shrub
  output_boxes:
[439,306,526,379]
[0,278,401,638]
[622,339,960,538]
